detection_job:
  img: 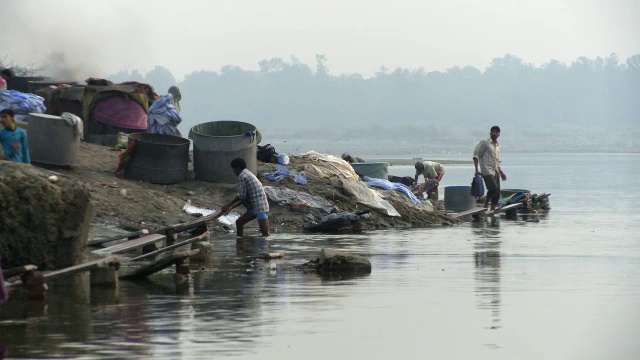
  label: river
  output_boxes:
[1,153,639,359]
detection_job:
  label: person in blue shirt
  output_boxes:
[0,108,31,164]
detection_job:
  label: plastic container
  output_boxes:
[350,162,389,179]
[444,186,476,212]
[294,171,307,186]
[124,133,190,184]
[188,121,258,183]
[28,113,81,167]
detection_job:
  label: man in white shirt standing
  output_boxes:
[473,126,507,211]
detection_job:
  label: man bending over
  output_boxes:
[221,158,270,236]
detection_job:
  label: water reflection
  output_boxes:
[236,236,271,257]
[472,221,502,330]
[0,272,149,358]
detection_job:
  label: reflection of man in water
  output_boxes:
[472,224,502,329]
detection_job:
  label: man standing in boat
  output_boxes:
[473,125,507,211]
[221,158,270,236]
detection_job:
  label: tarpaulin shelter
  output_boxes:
[6,76,48,93]
[47,86,85,122]
[83,80,156,146]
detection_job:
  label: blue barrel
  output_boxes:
[188,121,258,183]
[124,133,190,184]
[444,186,475,212]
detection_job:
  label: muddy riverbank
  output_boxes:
[48,142,454,237]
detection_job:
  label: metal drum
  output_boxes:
[188,121,258,183]
[124,133,190,184]
[28,113,81,167]
[444,186,476,212]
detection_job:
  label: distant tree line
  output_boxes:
[107,53,640,152]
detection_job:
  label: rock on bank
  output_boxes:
[0,162,92,270]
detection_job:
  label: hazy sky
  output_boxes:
[1,0,638,80]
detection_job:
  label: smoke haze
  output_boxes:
[1,1,638,153]
[2,0,639,79]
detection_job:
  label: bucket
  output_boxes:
[444,186,475,212]
[350,162,389,179]
[27,113,81,167]
[124,133,190,184]
[189,121,258,183]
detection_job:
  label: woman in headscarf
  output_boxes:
[167,86,182,111]
[147,86,183,137]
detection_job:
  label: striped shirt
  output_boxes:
[237,169,269,214]
[473,138,501,175]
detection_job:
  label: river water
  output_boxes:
[1,153,639,359]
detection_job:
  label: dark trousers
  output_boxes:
[482,172,501,206]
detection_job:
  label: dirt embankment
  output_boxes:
[49,142,454,235]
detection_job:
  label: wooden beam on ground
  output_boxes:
[43,256,118,280]
[450,207,487,219]
[93,233,166,255]
[3,265,38,278]
[89,210,220,247]
[119,249,200,280]
[127,232,210,262]
[88,229,150,247]
[144,210,223,235]
[163,219,210,234]
[486,202,523,216]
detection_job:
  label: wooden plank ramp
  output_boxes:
[119,249,199,280]
[44,256,118,280]
[450,207,487,219]
[128,232,209,262]
[3,265,38,278]
[87,229,150,247]
[3,265,38,288]
[486,202,522,216]
[88,210,221,247]
[93,233,166,255]
[5,258,119,287]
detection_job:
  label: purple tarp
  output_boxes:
[91,96,148,130]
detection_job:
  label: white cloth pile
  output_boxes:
[297,151,360,181]
[61,112,83,138]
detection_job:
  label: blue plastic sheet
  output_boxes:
[266,165,290,182]
[294,171,307,186]
[0,90,46,117]
[362,176,422,205]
